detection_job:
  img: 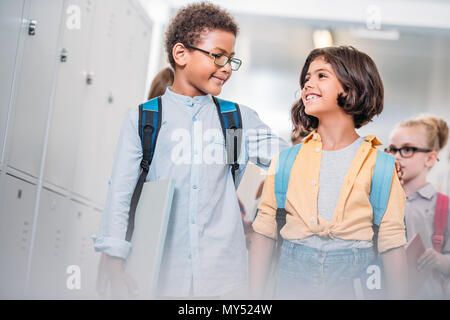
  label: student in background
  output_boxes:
[148,67,174,100]
[249,46,408,299]
[388,115,450,299]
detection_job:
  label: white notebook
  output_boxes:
[125,179,175,299]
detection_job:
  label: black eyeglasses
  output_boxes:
[185,44,242,71]
[384,146,433,159]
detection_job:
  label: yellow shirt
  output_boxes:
[252,131,407,253]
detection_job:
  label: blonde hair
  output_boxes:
[396,114,449,152]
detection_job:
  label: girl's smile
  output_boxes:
[301,57,345,118]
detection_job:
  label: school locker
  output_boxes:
[92,0,153,205]
[91,0,132,206]
[0,174,37,299]
[72,0,152,206]
[28,188,69,298]
[81,207,102,299]
[64,199,101,299]
[71,0,121,204]
[0,0,26,164]
[84,209,101,299]
[5,0,64,178]
[43,0,97,191]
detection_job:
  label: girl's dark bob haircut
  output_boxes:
[291,46,384,139]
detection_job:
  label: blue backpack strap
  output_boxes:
[274,144,303,233]
[271,143,303,269]
[139,97,162,168]
[126,96,162,242]
[369,149,396,253]
[275,143,303,209]
[212,96,242,187]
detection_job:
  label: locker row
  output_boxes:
[0,173,102,298]
[0,0,152,206]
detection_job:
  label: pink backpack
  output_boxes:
[433,193,449,295]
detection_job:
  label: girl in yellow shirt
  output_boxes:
[249,46,408,299]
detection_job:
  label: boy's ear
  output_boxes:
[172,43,188,68]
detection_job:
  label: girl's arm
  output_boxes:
[250,153,280,298]
[377,165,408,298]
[248,232,276,298]
[381,246,408,299]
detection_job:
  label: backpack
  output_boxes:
[272,142,396,299]
[433,192,449,295]
[125,96,243,242]
[433,193,449,253]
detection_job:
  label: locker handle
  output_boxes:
[28,20,37,36]
[60,48,68,62]
[86,73,93,85]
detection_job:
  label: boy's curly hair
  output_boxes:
[165,2,239,69]
[291,46,384,137]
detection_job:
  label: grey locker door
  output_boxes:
[43,0,96,191]
[28,188,69,298]
[123,1,153,108]
[92,0,133,206]
[71,0,119,204]
[83,208,102,298]
[0,174,37,299]
[72,0,153,206]
[64,199,100,298]
[5,0,65,178]
[0,0,26,165]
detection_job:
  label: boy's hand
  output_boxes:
[97,253,139,299]
[417,248,450,275]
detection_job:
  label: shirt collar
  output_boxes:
[414,183,436,200]
[164,86,212,107]
[303,130,383,147]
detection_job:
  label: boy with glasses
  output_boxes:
[94,2,288,298]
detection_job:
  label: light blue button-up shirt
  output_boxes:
[93,87,289,297]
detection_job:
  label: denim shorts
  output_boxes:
[274,241,376,300]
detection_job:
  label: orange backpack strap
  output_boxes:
[433,193,449,253]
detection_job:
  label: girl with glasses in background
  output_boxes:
[388,115,450,299]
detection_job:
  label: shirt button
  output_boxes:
[315,147,320,152]
[312,180,317,186]
[310,217,315,222]
[192,185,198,190]
[313,134,318,139]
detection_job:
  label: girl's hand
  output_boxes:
[394,160,404,185]
[417,248,450,275]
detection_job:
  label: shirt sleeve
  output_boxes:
[251,153,280,240]
[91,109,142,259]
[377,166,407,253]
[240,105,289,171]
